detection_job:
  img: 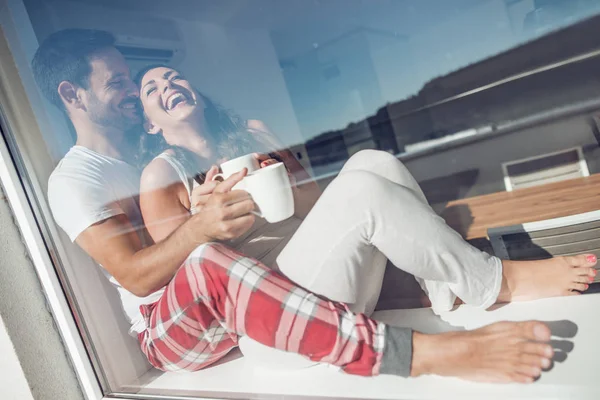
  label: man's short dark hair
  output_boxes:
[31,29,116,110]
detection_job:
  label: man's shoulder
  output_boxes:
[50,146,128,181]
[53,146,104,168]
[49,147,110,191]
[47,148,129,242]
[52,146,89,170]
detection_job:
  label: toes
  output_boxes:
[573,276,593,286]
[573,271,596,284]
[586,254,598,266]
[510,372,535,384]
[522,342,554,359]
[496,365,535,384]
[489,370,528,384]
[573,266,597,278]
[566,254,597,268]
[514,362,542,380]
[518,321,551,342]
[570,282,589,292]
[515,353,548,382]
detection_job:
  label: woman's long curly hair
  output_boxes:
[133,64,268,183]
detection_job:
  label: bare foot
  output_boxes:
[497,254,598,303]
[411,321,554,383]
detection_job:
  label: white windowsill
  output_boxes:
[111,295,600,400]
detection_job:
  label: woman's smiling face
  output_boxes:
[139,66,205,133]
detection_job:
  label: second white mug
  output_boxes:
[213,153,260,180]
[243,162,294,223]
[212,153,260,190]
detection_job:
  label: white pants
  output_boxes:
[276,149,503,315]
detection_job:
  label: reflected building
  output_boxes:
[304,13,600,172]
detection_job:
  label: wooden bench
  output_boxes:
[441,174,600,243]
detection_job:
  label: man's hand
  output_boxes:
[253,152,280,168]
[192,168,256,242]
[253,153,296,185]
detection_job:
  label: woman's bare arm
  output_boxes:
[140,157,193,243]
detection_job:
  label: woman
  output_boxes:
[137,64,596,311]
[136,65,597,375]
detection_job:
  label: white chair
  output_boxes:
[501,146,590,192]
[488,211,600,283]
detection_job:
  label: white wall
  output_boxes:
[175,21,304,147]
[0,183,83,400]
[0,315,34,400]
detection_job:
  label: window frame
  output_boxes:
[0,29,106,400]
[0,110,105,400]
[1,3,600,399]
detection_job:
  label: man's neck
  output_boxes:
[73,119,130,160]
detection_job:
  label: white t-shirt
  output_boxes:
[48,146,163,335]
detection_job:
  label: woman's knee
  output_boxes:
[341,149,400,173]
[329,170,402,199]
[328,170,427,218]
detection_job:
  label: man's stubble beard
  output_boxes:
[87,91,139,132]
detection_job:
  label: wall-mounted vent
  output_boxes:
[115,45,177,63]
[114,34,186,68]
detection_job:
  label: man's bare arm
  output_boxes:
[76,172,255,297]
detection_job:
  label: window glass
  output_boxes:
[2,0,600,398]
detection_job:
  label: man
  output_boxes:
[32,28,556,384]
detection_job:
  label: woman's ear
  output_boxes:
[144,119,161,135]
[57,81,83,111]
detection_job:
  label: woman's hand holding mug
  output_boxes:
[191,170,256,242]
[190,166,247,215]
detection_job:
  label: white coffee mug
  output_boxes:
[243,162,294,223]
[212,154,260,190]
[213,154,260,181]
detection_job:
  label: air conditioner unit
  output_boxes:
[114,34,185,66]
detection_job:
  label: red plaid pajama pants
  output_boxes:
[137,243,386,376]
